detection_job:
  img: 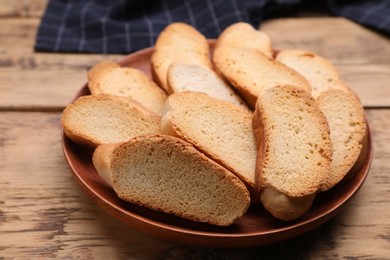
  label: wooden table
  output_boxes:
[1,2,389,259]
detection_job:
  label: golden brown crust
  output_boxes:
[92,143,119,188]
[260,187,316,221]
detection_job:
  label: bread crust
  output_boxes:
[260,187,316,221]
[92,143,117,187]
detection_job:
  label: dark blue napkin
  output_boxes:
[328,0,390,34]
[35,0,390,54]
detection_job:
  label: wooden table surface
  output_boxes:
[1,2,389,259]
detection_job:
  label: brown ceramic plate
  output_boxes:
[62,46,373,248]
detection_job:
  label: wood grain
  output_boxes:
[0,18,120,111]
[0,112,172,258]
[0,18,389,111]
[1,8,389,258]
[0,0,47,17]
[0,110,388,258]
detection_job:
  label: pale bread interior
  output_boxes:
[62,94,161,147]
[161,91,257,188]
[167,62,248,109]
[93,135,250,226]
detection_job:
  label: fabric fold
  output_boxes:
[35,0,389,54]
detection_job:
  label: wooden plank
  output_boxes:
[0,110,388,258]
[261,18,390,107]
[0,18,389,110]
[0,0,47,17]
[0,69,84,110]
[0,18,121,110]
[0,112,172,258]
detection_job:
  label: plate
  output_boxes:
[62,46,373,248]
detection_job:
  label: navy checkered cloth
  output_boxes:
[35,0,390,54]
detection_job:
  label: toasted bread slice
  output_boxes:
[215,22,272,57]
[213,47,311,109]
[260,187,316,221]
[87,61,167,116]
[92,134,250,226]
[276,50,348,98]
[151,23,212,92]
[317,88,366,191]
[167,62,248,109]
[253,85,332,197]
[161,91,257,190]
[61,94,161,147]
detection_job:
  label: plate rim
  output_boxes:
[61,45,373,247]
